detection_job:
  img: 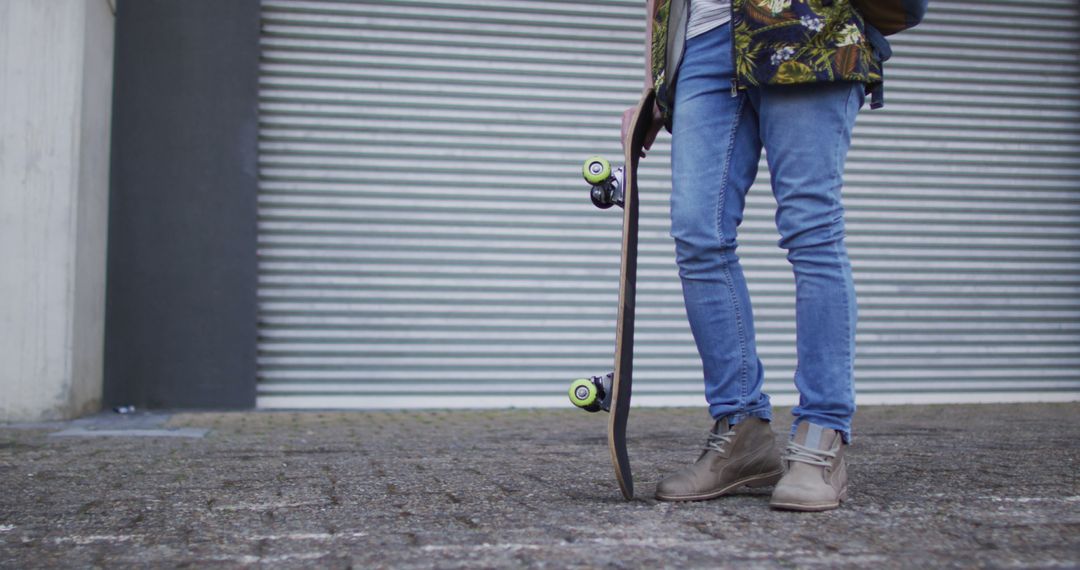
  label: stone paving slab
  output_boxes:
[1,403,1078,568]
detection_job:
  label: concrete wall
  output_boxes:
[0,0,116,421]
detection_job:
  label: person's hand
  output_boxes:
[620,99,665,158]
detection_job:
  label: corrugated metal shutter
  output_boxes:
[256,0,1080,409]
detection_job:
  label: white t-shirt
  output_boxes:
[688,0,732,39]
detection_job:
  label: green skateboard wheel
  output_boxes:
[582,156,611,185]
[568,378,598,408]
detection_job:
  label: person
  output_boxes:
[626,0,889,511]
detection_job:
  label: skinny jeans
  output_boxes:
[670,24,863,441]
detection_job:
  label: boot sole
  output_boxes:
[769,486,848,512]
[655,469,784,502]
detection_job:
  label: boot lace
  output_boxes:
[702,428,737,453]
[782,441,836,467]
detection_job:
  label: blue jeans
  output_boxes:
[670,24,862,442]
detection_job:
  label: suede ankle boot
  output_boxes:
[655,416,783,501]
[770,422,848,511]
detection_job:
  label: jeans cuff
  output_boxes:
[790,420,851,444]
[727,409,773,426]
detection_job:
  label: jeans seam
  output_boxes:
[833,83,859,216]
[835,239,853,403]
[836,85,857,408]
[715,95,745,244]
[723,265,749,405]
[716,95,750,407]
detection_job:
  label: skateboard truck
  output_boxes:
[568,372,615,413]
[582,156,624,209]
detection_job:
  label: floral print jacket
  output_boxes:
[652,0,884,122]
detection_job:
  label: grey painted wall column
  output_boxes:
[104,0,260,409]
[0,0,116,422]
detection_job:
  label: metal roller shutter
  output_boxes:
[256,0,1080,409]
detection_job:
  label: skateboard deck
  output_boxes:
[568,89,656,500]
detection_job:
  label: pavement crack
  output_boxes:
[76,500,102,516]
[685,521,724,540]
[453,515,480,529]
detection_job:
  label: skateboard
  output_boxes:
[567,89,656,500]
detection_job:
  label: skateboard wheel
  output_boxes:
[568,378,599,409]
[582,156,611,185]
[590,185,614,209]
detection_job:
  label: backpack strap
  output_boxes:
[870,82,884,110]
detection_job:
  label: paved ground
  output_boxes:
[1,403,1078,568]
